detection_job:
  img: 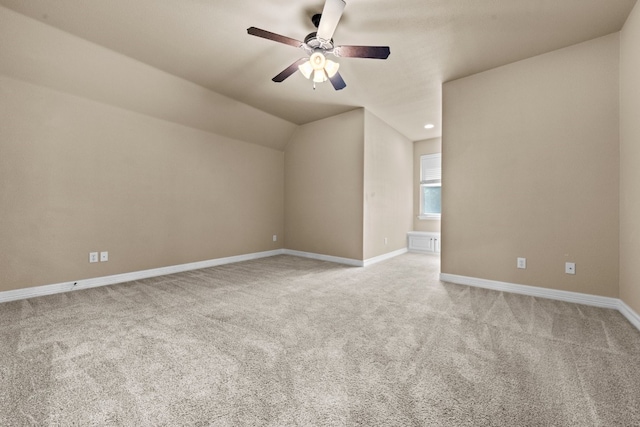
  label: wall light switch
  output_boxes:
[565,262,576,275]
[100,251,109,262]
[517,257,526,269]
[89,252,99,263]
[272,235,277,242]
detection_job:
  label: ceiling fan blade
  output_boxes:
[247,27,304,48]
[317,0,346,41]
[334,45,391,59]
[327,71,346,90]
[272,58,309,83]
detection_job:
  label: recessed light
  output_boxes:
[424,124,435,129]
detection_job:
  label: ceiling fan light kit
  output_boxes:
[298,52,340,86]
[247,0,390,91]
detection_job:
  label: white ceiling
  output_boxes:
[0,0,636,142]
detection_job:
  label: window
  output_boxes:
[419,153,441,220]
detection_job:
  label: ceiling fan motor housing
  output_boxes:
[304,31,334,50]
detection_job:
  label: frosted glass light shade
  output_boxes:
[313,69,327,83]
[324,59,339,78]
[298,60,313,79]
[298,52,339,83]
[310,52,326,70]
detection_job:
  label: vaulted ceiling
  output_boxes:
[1,0,636,142]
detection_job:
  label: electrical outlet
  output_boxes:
[517,257,526,269]
[565,262,576,275]
[272,235,277,242]
[89,252,99,263]
[100,251,108,262]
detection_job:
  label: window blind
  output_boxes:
[420,153,441,184]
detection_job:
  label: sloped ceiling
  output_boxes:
[0,0,636,143]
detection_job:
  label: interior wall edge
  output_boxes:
[619,0,640,320]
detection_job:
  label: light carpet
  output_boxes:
[1,254,639,426]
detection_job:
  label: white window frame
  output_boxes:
[419,153,441,220]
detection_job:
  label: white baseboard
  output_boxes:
[282,248,408,268]
[8,251,636,332]
[363,248,408,267]
[439,273,620,308]
[619,300,640,331]
[0,248,412,304]
[0,281,75,304]
[0,249,285,304]
[440,273,640,332]
[282,249,363,267]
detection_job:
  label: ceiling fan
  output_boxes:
[247,0,390,90]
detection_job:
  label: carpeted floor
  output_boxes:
[1,253,639,426]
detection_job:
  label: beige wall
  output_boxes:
[363,111,413,260]
[0,6,289,293]
[1,5,414,293]
[442,34,620,297]
[284,110,365,260]
[0,75,284,292]
[0,6,296,151]
[620,2,640,314]
[413,138,442,232]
